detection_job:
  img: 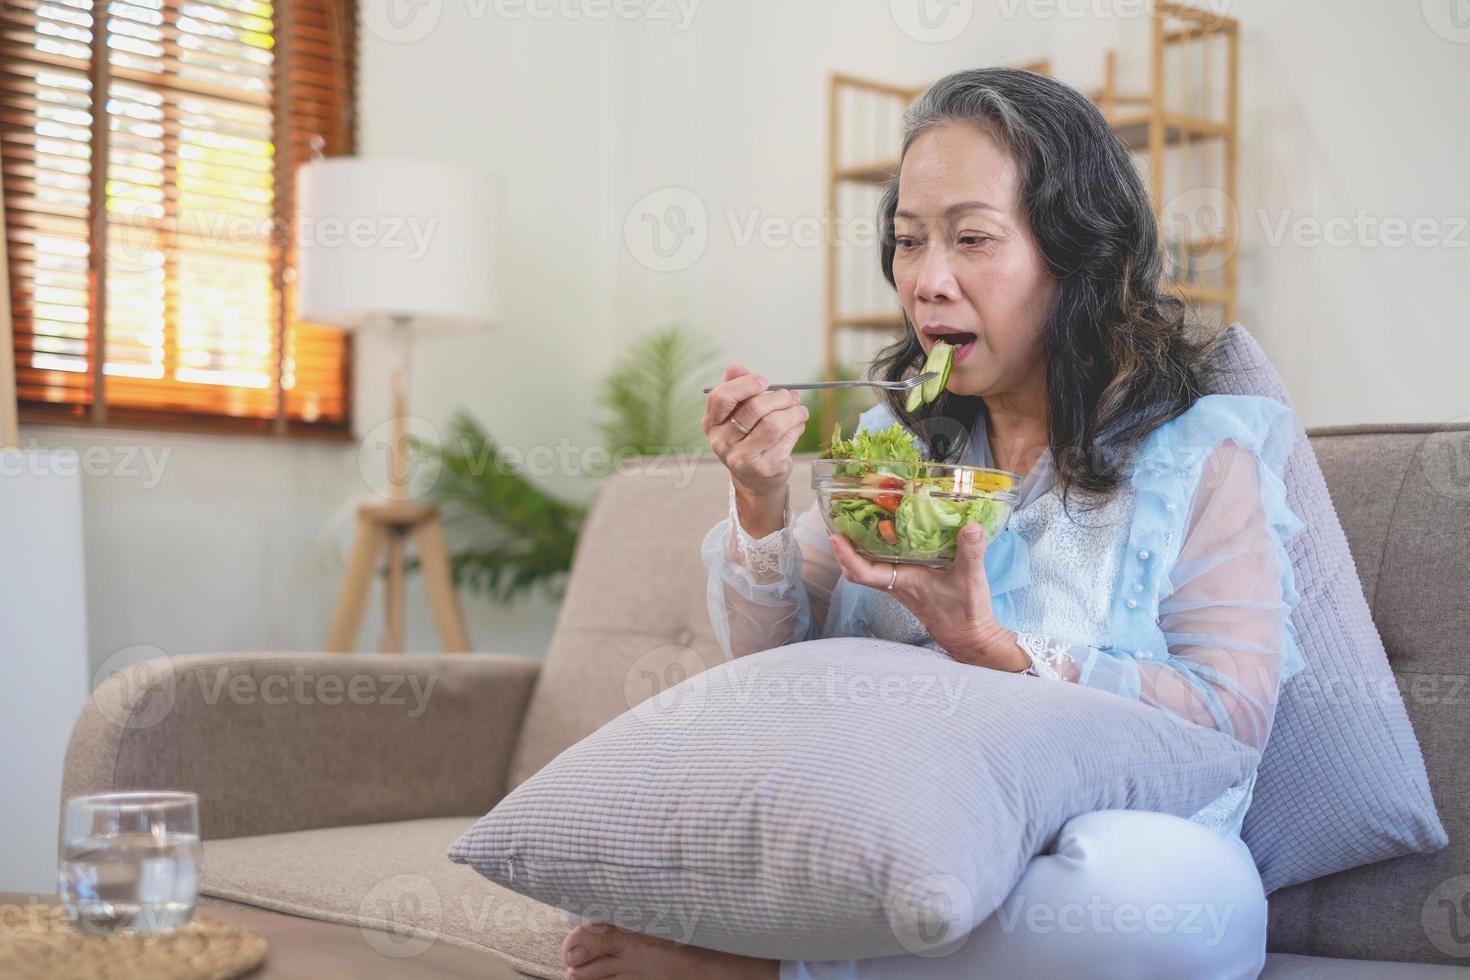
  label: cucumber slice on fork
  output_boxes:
[904,340,955,412]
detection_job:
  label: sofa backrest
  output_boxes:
[506,423,1470,963]
[507,453,813,788]
[1265,423,1470,963]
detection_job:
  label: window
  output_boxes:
[1,0,356,435]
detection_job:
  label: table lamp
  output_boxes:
[296,155,498,653]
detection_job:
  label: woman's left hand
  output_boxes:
[829,523,1030,672]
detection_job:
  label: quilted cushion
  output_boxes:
[1208,325,1447,891]
[452,638,1258,960]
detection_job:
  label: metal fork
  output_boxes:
[702,372,937,395]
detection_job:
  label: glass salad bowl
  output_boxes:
[811,458,1021,568]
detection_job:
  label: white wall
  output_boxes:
[12,423,568,679]
[1043,0,1470,426]
[1228,0,1469,426]
[0,455,88,892]
[17,0,1468,681]
[618,0,1469,427]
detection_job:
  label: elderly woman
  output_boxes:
[559,67,1300,980]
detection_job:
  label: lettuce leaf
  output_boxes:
[820,422,923,479]
[895,488,966,558]
[964,496,1008,539]
[822,420,1012,563]
[829,497,898,556]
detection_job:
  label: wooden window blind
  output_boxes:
[1,0,356,435]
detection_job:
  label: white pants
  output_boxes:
[781,810,1268,980]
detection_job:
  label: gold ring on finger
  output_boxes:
[730,417,750,436]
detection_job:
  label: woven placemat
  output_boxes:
[0,905,266,980]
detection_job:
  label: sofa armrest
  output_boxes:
[61,652,542,840]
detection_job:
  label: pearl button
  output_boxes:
[1138,549,1151,560]
[1126,598,1139,609]
[1133,583,1144,593]
[1165,502,1177,513]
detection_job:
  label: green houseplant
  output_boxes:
[409,411,587,603]
[595,325,720,456]
[413,325,871,604]
[411,325,719,603]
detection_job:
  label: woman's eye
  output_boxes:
[895,237,919,251]
[959,234,991,248]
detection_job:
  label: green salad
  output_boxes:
[819,422,1012,562]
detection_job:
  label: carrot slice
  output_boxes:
[877,519,899,545]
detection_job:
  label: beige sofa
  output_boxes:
[61,425,1470,978]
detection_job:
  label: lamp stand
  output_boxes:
[326,319,469,653]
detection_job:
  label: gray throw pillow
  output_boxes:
[1209,325,1447,891]
[450,638,1259,960]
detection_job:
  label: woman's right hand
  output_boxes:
[702,363,809,535]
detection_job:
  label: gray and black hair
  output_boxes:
[870,67,1217,498]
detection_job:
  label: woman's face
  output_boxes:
[891,121,1056,401]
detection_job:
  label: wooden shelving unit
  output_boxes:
[1089,2,1239,324]
[823,76,923,342]
[819,3,1239,430]
[819,73,922,436]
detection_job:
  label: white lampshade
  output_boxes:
[295,158,498,330]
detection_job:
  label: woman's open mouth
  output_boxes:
[922,327,978,364]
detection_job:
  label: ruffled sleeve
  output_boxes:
[1010,394,1305,753]
[701,484,840,661]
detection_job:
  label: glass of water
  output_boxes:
[59,791,201,936]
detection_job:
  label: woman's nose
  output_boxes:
[914,243,958,303]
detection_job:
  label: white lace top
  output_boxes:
[701,396,1307,839]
